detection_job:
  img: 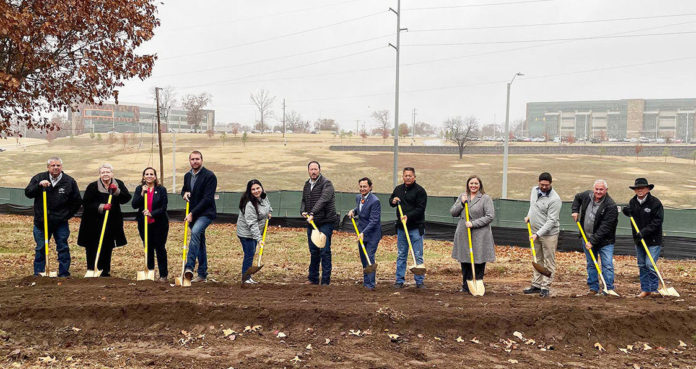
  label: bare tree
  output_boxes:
[444,116,479,159]
[250,89,275,134]
[152,86,177,130]
[371,110,390,141]
[286,111,308,133]
[181,93,211,133]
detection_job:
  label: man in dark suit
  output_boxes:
[571,179,619,295]
[301,161,337,285]
[348,177,382,290]
[181,151,217,283]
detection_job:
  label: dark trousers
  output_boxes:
[358,239,378,288]
[307,222,334,285]
[86,241,115,276]
[239,237,257,280]
[33,222,71,277]
[137,220,169,278]
[461,262,486,284]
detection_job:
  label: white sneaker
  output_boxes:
[248,278,259,284]
[244,279,254,284]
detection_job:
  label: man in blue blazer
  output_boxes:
[181,151,217,283]
[348,177,382,290]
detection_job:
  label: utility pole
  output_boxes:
[389,0,407,188]
[282,98,286,139]
[412,108,416,144]
[155,87,164,183]
[502,72,523,199]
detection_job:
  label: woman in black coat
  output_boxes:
[77,163,132,277]
[132,167,169,282]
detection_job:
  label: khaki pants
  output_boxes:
[531,233,558,289]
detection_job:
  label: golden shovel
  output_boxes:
[397,203,426,275]
[304,215,326,248]
[136,192,155,281]
[526,222,552,277]
[629,216,679,297]
[576,222,620,297]
[465,202,485,296]
[38,190,57,277]
[351,217,377,275]
[85,193,113,278]
[242,218,269,281]
[175,202,192,287]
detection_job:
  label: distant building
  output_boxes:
[68,102,215,133]
[526,98,696,142]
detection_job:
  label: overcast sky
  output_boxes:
[117,0,696,130]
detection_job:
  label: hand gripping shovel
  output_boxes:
[242,219,269,281]
[304,215,326,248]
[137,192,155,281]
[175,202,192,287]
[397,203,426,275]
[629,216,679,297]
[39,190,57,277]
[526,222,552,277]
[85,193,113,278]
[351,217,377,275]
[576,222,620,297]
[465,202,485,296]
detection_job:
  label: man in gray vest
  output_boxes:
[523,172,561,297]
[301,161,337,285]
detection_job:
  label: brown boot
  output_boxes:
[638,291,651,298]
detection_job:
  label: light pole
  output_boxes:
[389,0,407,188]
[501,72,523,199]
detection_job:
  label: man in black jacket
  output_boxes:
[24,157,81,277]
[621,178,664,297]
[389,167,427,289]
[181,151,217,283]
[301,161,337,285]
[571,179,618,294]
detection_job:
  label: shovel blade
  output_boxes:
[467,280,485,296]
[532,262,552,277]
[603,289,620,297]
[243,265,263,280]
[175,277,192,287]
[363,263,378,275]
[659,287,680,297]
[38,271,58,278]
[84,269,102,278]
[310,230,326,248]
[147,270,155,280]
[137,271,147,281]
[409,264,426,275]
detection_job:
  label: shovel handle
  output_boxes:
[180,202,190,281]
[465,202,476,269]
[93,194,113,273]
[258,219,269,265]
[144,192,149,259]
[629,216,668,289]
[42,190,50,273]
[351,217,373,266]
[397,204,418,265]
[576,221,610,292]
[526,222,539,261]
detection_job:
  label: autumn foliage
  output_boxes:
[0,0,160,137]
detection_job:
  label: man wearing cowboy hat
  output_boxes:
[621,178,664,298]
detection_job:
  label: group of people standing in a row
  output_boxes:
[26,152,665,297]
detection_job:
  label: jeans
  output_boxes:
[395,228,424,285]
[358,239,378,288]
[583,240,615,291]
[239,237,257,280]
[307,222,333,285]
[636,244,661,292]
[33,222,71,277]
[186,216,213,279]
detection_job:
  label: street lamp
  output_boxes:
[501,72,523,199]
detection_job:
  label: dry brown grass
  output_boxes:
[1,132,695,208]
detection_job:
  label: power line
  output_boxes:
[161,10,386,60]
[403,30,696,46]
[409,13,696,32]
[404,0,556,11]
[156,33,393,78]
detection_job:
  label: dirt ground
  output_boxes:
[1,216,696,368]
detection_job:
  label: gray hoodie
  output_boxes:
[236,198,272,241]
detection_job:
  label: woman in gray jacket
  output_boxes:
[450,175,496,292]
[237,179,272,284]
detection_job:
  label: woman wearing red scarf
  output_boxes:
[132,167,169,282]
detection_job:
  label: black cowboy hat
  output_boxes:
[629,178,654,190]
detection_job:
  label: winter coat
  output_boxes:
[24,171,82,228]
[571,190,618,247]
[450,192,496,263]
[622,192,664,247]
[389,182,428,234]
[77,179,132,249]
[236,197,273,242]
[301,175,338,225]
